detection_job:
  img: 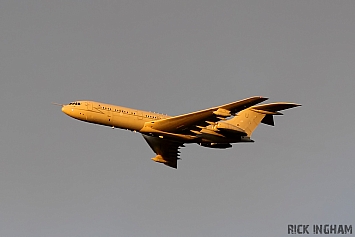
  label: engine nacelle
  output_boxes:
[199,143,232,149]
[214,122,247,136]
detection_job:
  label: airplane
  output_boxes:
[58,96,300,168]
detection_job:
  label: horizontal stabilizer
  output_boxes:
[251,102,301,113]
[252,102,301,126]
[251,109,283,115]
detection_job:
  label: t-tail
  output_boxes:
[227,102,301,137]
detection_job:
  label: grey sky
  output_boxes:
[1,1,354,236]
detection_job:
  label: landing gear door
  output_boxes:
[138,111,143,120]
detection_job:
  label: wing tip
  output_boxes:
[251,96,269,100]
[255,96,269,103]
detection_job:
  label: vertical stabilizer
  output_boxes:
[227,102,301,137]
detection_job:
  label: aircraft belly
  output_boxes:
[112,114,145,131]
[85,111,144,131]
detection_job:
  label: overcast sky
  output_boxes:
[1,1,354,236]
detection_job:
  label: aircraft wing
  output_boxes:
[143,134,184,169]
[141,96,268,133]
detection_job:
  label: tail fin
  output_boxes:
[227,102,301,137]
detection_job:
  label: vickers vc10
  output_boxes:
[58,96,300,168]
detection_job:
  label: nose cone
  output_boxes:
[61,105,70,115]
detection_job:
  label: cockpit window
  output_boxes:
[69,102,80,105]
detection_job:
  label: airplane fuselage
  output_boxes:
[62,100,170,132]
[61,100,250,144]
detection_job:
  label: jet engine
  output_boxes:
[199,143,232,149]
[214,122,247,136]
